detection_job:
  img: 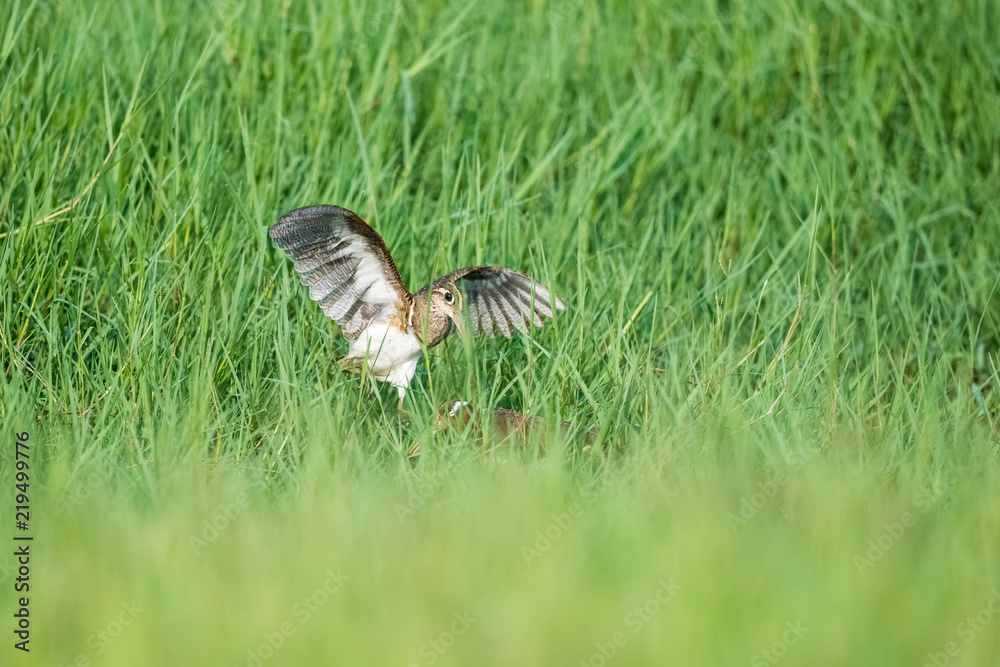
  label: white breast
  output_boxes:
[346,321,423,388]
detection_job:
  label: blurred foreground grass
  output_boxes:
[4,443,1000,666]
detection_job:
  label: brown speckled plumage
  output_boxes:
[436,401,599,445]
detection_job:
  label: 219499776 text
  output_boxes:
[12,430,32,653]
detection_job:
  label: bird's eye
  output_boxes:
[444,291,453,303]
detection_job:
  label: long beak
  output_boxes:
[449,312,469,342]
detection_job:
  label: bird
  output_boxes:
[434,400,599,447]
[268,205,566,413]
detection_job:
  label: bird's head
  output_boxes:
[434,399,475,432]
[411,279,466,347]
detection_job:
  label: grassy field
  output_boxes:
[2,0,1000,664]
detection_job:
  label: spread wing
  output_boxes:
[438,266,567,339]
[269,205,411,339]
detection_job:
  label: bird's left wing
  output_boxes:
[437,266,567,338]
[269,205,411,339]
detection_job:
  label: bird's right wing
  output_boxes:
[437,266,566,338]
[269,205,411,339]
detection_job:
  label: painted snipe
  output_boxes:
[436,401,599,447]
[269,205,566,411]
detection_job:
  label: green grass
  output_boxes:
[2,0,1000,664]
